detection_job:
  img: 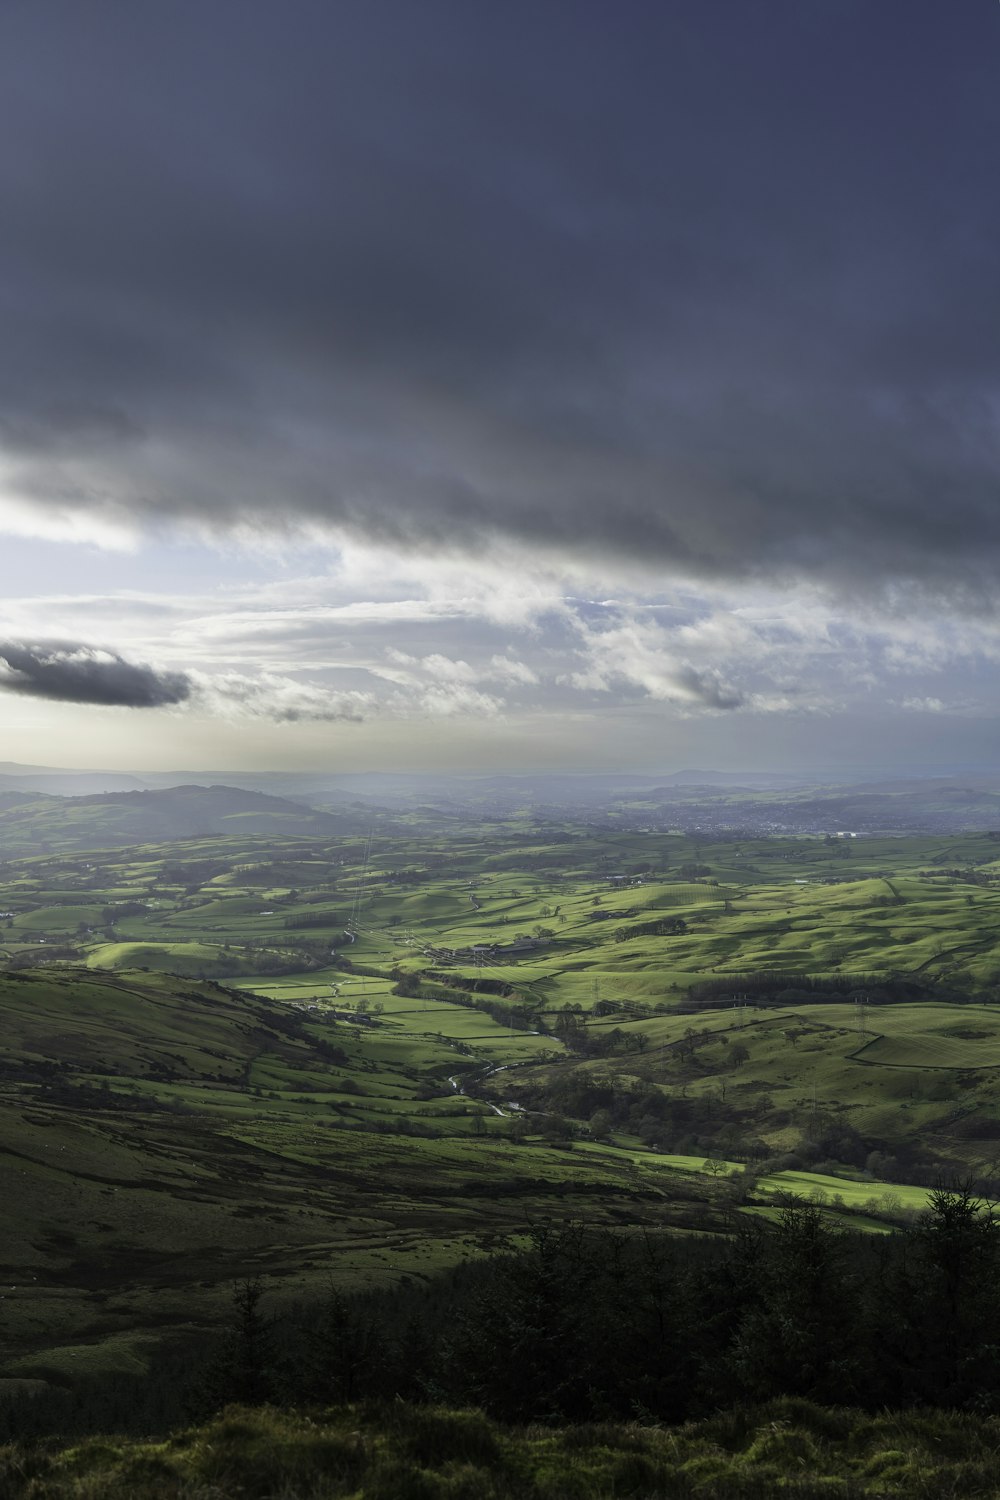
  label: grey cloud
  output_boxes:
[674,666,744,712]
[2,2,1000,595]
[0,642,191,707]
[197,673,375,723]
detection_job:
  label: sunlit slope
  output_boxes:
[84,941,263,977]
[7,829,1000,1007]
[493,998,1000,1178]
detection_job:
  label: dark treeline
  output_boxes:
[282,911,342,930]
[6,1190,1000,1441]
[686,972,949,1008]
[425,970,519,1000]
[392,969,536,1031]
[209,1192,1000,1423]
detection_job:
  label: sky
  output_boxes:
[2,0,1000,774]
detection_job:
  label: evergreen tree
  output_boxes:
[190,1279,274,1413]
[899,1187,1000,1409]
[291,1288,386,1404]
[726,1205,862,1404]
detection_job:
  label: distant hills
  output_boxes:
[4,761,1000,846]
[651,768,808,789]
[0,761,147,795]
[0,783,372,856]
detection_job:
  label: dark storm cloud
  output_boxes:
[2,1,1000,592]
[0,643,191,708]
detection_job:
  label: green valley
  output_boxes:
[2,808,1000,1396]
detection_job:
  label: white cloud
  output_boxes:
[386,651,481,684]
[389,683,505,719]
[488,654,539,685]
[10,530,1000,764]
[899,696,945,713]
[565,613,748,711]
[0,483,140,551]
[192,672,376,724]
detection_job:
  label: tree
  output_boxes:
[194,1279,274,1412]
[726,1205,861,1405]
[894,1186,1000,1409]
[295,1288,386,1404]
[444,1224,660,1422]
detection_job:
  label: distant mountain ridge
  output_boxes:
[0,762,148,795]
[0,783,371,855]
[651,769,809,789]
[4,761,1000,844]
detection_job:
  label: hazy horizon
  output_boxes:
[4,758,1000,791]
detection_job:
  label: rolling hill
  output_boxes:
[0,784,370,855]
[0,965,711,1386]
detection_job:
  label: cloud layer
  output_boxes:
[3,4,1000,774]
[1,2,999,598]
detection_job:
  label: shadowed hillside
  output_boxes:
[0,966,718,1388]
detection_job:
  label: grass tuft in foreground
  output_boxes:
[8,1399,1000,1498]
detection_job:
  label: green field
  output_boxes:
[8,825,1000,999]
[4,822,1000,1386]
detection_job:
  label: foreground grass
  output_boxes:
[9,1399,1000,1498]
